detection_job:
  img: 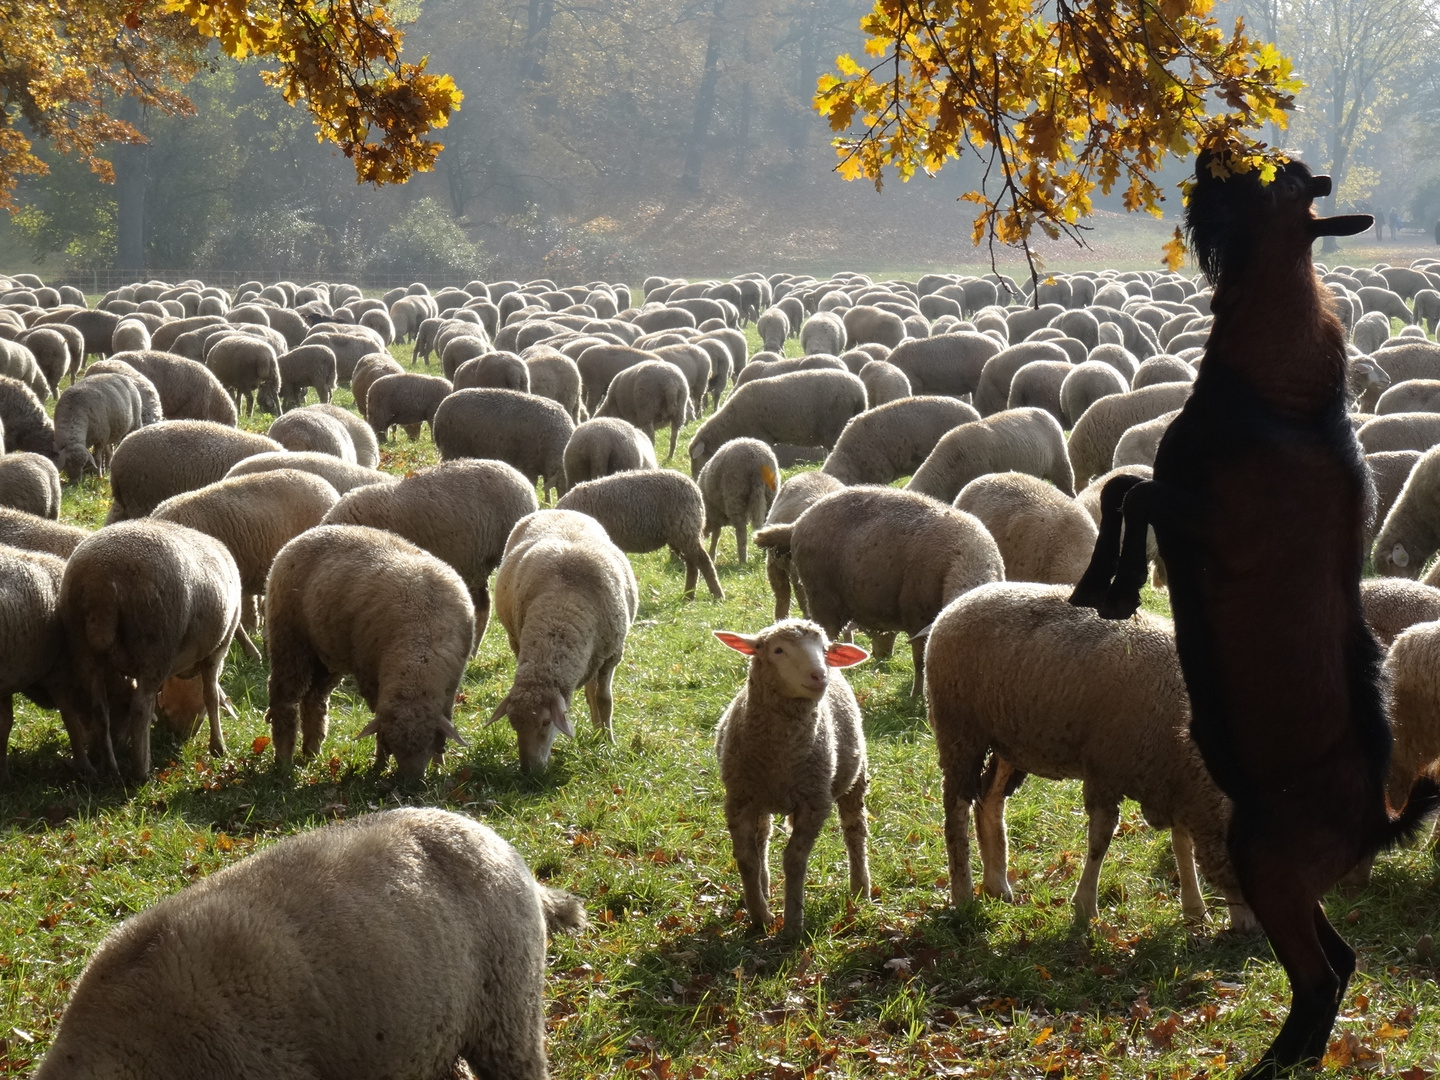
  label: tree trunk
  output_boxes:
[736,78,752,171]
[681,0,725,191]
[521,0,555,83]
[114,97,147,275]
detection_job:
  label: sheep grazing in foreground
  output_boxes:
[754,486,1004,695]
[365,371,452,442]
[350,352,404,415]
[594,359,691,463]
[82,358,163,425]
[265,525,474,778]
[1359,577,1440,648]
[324,460,538,643]
[954,472,1098,585]
[698,437,779,564]
[714,620,870,939]
[1381,623,1440,830]
[906,407,1074,503]
[105,421,284,521]
[276,342,338,411]
[0,506,88,558]
[52,372,145,480]
[488,510,639,772]
[206,335,281,417]
[434,388,576,503]
[109,349,238,425]
[33,808,585,1080]
[0,452,62,518]
[924,582,1255,929]
[60,519,242,779]
[762,471,844,621]
[1065,382,1193,486]
[0,545,83,778]
[225,450,392,495]
[688,369,868,475]
[1372,443,1440,576]
[0,374,58,456]
[556,470,723,600]
[1071,153,1440,1077]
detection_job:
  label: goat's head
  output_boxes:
[1185,152,1374,287]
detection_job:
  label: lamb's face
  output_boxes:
[56,444,93,483]
[762,628,833,701]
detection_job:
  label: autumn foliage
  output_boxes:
[815,0,1304,268]
[0,0,461,210]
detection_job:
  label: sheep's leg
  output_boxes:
[199,650,228,757]
[1072,796,1120,925]
[235,624,263,663]
[942,770,977,907]
[836,776,871,901]
[974,760,1017,901]
[766,551,792,620]
[908,633,926,697]
[299,672,340,759]
[1170,826,1208,925]
[736,524,748,565]
[781,803,829,939]
[667,422,679,463]
[687,541,724,600]
[727,802,774,929]
[0,695,11,780]
[125,680,158,781]
[471,585,491,649]
[585,659,618,741]
[869,632,896,660]
[707,527,720,560]
[266,632,316,768]
[792,569,810,617]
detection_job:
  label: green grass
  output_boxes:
[2,330,1438,1079]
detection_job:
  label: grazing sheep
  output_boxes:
[754,485,1004,694]
[1357,411,1440,454]
[594,359,690,462]
[1132,355,1197,390]
[365,372,452,443]
[293,402,378,468]
[525,349,584,421]
[225,450,392,495]
[434,389,575,502]
[0,338,49,399]
[350,352,404,415]
[713,621,870,939]
[64,308,121,360]
[1006,359,1073,425]
[762,471,845,621]
[265,525,473,776]
[886,333,1003,397]
[822,396,979,485]
[1364,340,1440,409]
[924,582,1253,928]
[734,354,846,388]
[557,470,723,599]
[858,359,911,405]
[577,344,656,412]
[698,437,779,564]
[153,469,340,659]
[563,417,657,486]
[52,373,144,481]
[0,452,61,518]
[61,519,242,778]
[954,472,1098,584]
[757,307,789,351]
[1367,450,1420,543]
[1066,382,1193,485]
[1059,361,1129,428]
[110,349,238,425]
[1352,310,1393,354]
[1372,443,1440,576]
[0,506,88,557]
[324,460,538,642]
[18,327,71,392]
[111,318,151,353]
[1376,379,1440,415]
[0,375,56,455]
[277,343,338,410]
[1360,577,1440,648]
[1112,409,1181,469]
[33,807,585,1080]
[0,545,85,777]
[974,341,1072,416]
[206,335,281,416]
[455,350,530,392]
[799,312,845,355]
[106,421,284,521]
[267,408,356,462]
[83,358,163,425]
[1381,624,1440,824]
[689,369,867,475]
[907,407,1074,503]
[487,509,639,771]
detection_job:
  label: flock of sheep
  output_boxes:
[4,259,1440,1076]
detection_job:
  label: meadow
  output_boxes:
[1,309,1438,1079]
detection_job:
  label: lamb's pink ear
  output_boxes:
[825,643,869,668]
[547,694,574,738]
[714,630,759,655]
[485,695,510,726]
[439,718,468,746]
[357,717,382,738]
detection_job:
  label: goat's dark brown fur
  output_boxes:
[1071,153,1440,1079]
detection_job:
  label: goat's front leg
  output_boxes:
[1096,480,1204,620]
[1069,474,1146,609]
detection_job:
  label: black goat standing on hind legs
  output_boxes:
[1070,152,1440,1079]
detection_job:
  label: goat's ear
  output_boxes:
[825,643,869,668]
[714,630,759,655]
[1307,174,1333,199]
[1311,214,1373,238]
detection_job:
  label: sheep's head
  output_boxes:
[358,707,466,781]
[55,442,96,483]
[1185,152,1373,288]
[714,620,867,701]
[487,685,573,772]
[258,381,281,416]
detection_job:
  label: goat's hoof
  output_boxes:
[1096,595,1141,620]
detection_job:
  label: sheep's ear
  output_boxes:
[485,695,510,726]
[438,718,468,746]
[714,630,759,655]
[689,439,705,460]
[1393,543,1410,568]
[86,450,99,472]
[1310,214,1373,238]
[546,694,574,738]
[356,717,382,738]
[761,464,777,492]
[825,643,869,668]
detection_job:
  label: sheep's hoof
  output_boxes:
[208,738,227,757]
